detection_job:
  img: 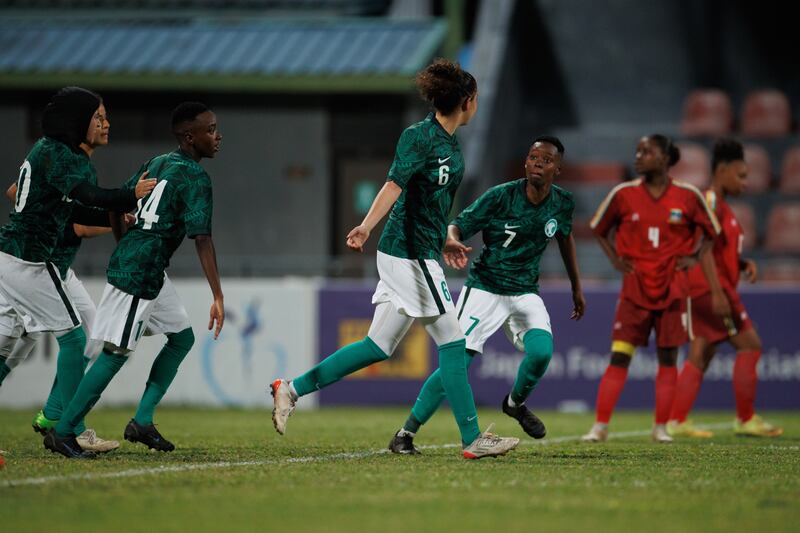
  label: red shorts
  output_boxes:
[612,297,688,349]
[688,289,753,344]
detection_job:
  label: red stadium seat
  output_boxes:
[559,162,627,184]
[740,89,792,138]
[681,89,734,137]
[742,143,772,192]
[671,142,710,188]
[728,202,757,250]
[779,146,800,193]
[764,203,800,252]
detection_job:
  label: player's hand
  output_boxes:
[675,255,698,271]
[134,171,156,199]
[612,255,634,274]
[571,290,586,320]
[208,298,224,339]
[742,259,758,283]
[346,225,370,252]
[442,237,472,270]
[710,289,732,318]
[123,213,136,228]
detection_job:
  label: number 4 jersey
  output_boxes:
[107,150,213,300]
[590,178,720,310]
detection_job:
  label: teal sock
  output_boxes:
[293,336,388,397]
[438,339,480,445]
[56,349,127,437]
[42,376,61,420]
[134,328,194,426]
[0,357,10,386]
[407,351,475,432]
[55,327,87,419]
[510,329,553,405]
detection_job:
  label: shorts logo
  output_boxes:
[668,208,684,224]
[544,218,558,238]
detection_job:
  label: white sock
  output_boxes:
[397,428,415,438]
[507,395,520,408]
[288,381,299,401]
[594,422,608,430]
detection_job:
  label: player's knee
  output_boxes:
[523,329,553,369]
[363,335,394,359]
[609,352,632,368]
[167,327,195,352]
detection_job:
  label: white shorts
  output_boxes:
[63,268,103,358]
[371,251,455,318]
[0,251,80,334]
[91,275,191,353]
[455,286,552,353]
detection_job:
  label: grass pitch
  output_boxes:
[1,407,798,532]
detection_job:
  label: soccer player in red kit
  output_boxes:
[582,134,721,443]
[667,138,782,438]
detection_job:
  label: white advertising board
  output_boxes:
[0,278,319,409]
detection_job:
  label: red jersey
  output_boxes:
[689,190,742,297]
[591,178,721,310]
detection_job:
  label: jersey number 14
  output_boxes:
[135,180,168,230]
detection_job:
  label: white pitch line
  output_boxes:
[0,422,732,488]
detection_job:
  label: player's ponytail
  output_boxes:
[650,134,681,167]
[415,58,477,116]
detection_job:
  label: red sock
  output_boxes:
[668,361,704,423]
[733,350,760,423]
[595,365,628,424]
[655,365,678,424]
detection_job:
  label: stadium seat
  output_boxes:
[740,89,792,138]
[559,162,627,184]
[762,259,800,282]
[681,89,734,137]
[728,202,757,250]
[671,142,710,188]
[779,146,800,193]
[764,203,800,252]
[743,143,772,192]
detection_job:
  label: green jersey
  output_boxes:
[107,150,213,300]
[454,179,574,296]
[49,223,82,280]
[0,137,95,263]
[377,113,465,260]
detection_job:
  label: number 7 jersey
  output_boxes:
[107,150,213,300]
[590,178,720,309]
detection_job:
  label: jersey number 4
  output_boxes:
[135,180,168,230]
[648,226,660,248]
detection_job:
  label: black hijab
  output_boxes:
[41,86,101,153]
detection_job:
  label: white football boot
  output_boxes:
[462,424,519,459]
[651,424,674,443]
[76,429,120,453]
[581,423,609,443]
[270,379,296,435]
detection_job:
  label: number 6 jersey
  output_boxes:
[590,178,720,310]
[107,150,213,300]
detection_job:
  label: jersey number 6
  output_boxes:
[438,164,449,185]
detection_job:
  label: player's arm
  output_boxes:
[556,232,586,320]
[593,231,632,274]
[346,180,402,252]
[740,257,758,283]
[590,191,632,274]
[5,182,16,203]
[698,242,731,317]
[442,224,472,270]
[73,224,111,238]
[194,234,224,339]
[68,171,154,212]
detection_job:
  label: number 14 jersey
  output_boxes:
[107,150,213,300]
[590,178,720,310]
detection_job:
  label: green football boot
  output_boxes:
[32,410,58,435]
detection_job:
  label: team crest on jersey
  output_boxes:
[544,218,558,238]
[668,208,684,224]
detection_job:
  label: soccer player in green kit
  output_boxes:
[1,99,128,453]
[44,102,224,458]
[0,87,155,459]
[271,59,520,459]
[389,136,586,454]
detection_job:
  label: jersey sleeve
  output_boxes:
[452,187,500,241]
[590,188,621,237]
[689,187,721,238]
[181,172,213,237]
[48,150,92,196]
[558,193,575,237]
[386,127,429,189]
